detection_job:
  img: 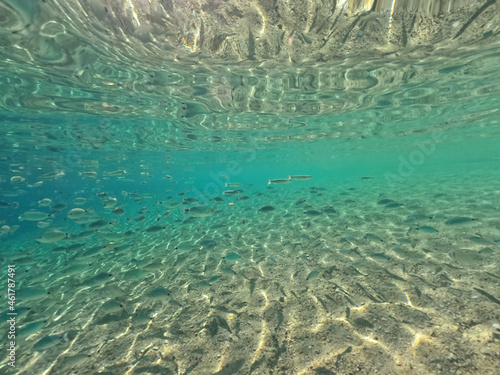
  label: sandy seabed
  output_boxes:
[1,171,499,375]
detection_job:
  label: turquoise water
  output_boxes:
[1,1,500,374]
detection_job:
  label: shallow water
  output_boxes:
[1,1,500,374]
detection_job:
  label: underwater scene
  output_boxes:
[0,0,500,374]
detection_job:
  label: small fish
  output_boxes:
[225,182,241,187]
[82,272,113,287]
[37,220,52,229]
[10,176,25,183]
[215,316,232,333]
[9,306,30,319]
[129,192,144,201]
[60,354,91,369]
[221,265,236,275]
[479,247,494,255]
[223,252,241,261]
[416,226,439,233]
[223,190,244,196]
[268,178,291,184]
[112,207,125,216]
[404,213,421,223]
[175,241,192,251]
[142,262,163,271]
[132,314,153,324]
[146,225,166,233]
[89,219,112,230]
[15,256,36,265]
[38,171,65,180]
[18,210,51,221]
[197,280,211,288]
[166,201,179,208]
[100,284,127,298]
[377,199,394,205]
[258,206,275,212]
[73,197,87,205]
[184,205,216,217]
[0,225,11,235]
[249,279,256,295]
[304,209,322,216]
[67,208,87,220]
[365,233,383,242]
[371,253,391,261]
[473,287,500,306]
[248,28,255,59]
[81,171,98,179]
[469,236,490,245]
[100,300,123,314]
[148,287,171,299]
[62,264,89,276]
[28,181,44,188]
[306,270,320,280]
[208,275,221,283]
[18,320,45,339]
[322,206,337,214]
[102,232,127,241]
[37,229,67,243]
[344,235,357,244]
[103,197,117,208]
[1,190,26,197]
[385,202,403,208]
[289,175,312,181]
[33,335,65,351]
[445,216,476,225]
[199,238,217,248]
[104,170,126,177]
[38,198,52,207]
[78,246,105,259]
[237,195,250,201]
[18,287,48,301]
[73,230,94,239]
[361,177,374,180]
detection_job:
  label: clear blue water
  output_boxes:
[1,1,500,374]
